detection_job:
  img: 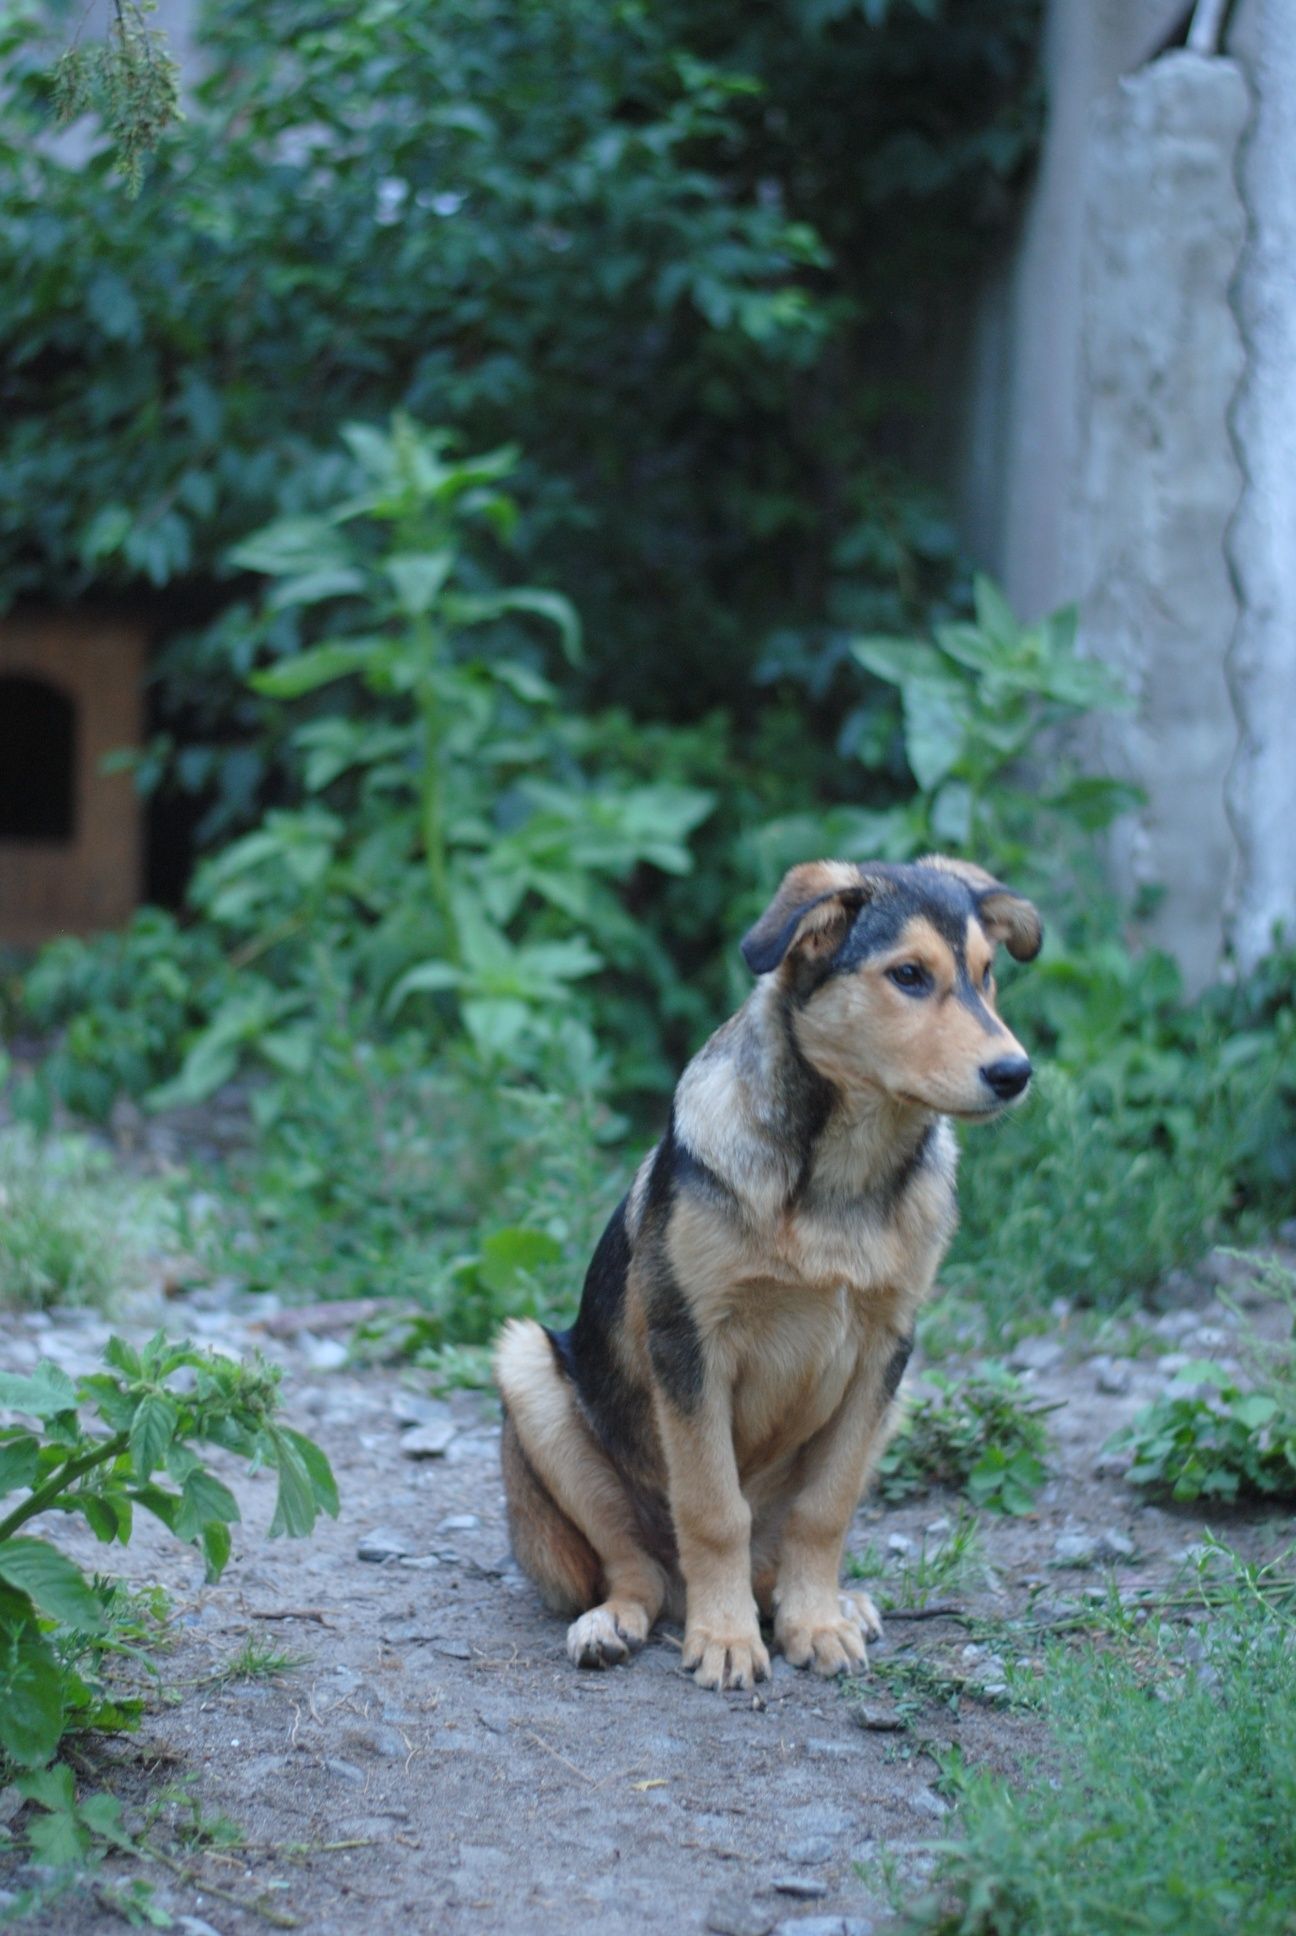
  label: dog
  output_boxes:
[495,854,1041,1691]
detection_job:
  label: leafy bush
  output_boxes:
[0,1337,337,1773]
[3,0,1041,738]
[11,909,233,1126]
[879,1361,1052,1515]
[898,1552,1296,1936]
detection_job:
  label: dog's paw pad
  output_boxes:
[566,1603,648,1670]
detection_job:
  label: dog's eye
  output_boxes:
[887,962,931,996]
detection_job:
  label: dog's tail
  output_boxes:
[496,1319,602,1617]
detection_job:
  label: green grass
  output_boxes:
[898,1548,1296,1936]
[0,1127,155,1312]
[879,1362,1054,1514]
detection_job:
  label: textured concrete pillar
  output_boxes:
[1224,0,1296,967]
[1071,53,1249,989]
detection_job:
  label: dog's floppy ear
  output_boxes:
[919,854,1043,962]
[741,862,880,976]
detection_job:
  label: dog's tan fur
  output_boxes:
[495,856,1041,1690]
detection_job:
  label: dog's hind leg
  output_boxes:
[496,1319,667,1669]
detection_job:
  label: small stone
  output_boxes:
[1052,1532,1098,1568]
[177,1918,225,1936]
[804,1738,860,1760]
[392,1392,456,1429]
[705,1897,776,1936]
[1093,1449,1133,1479]
[886,1533,914,1555]
[400,1420,458,1459]
[325,1758,367,1784]
[911,1789,950,1820]
[301,1335,349,1371]
[1095,1359,1132,1395]
[397,1554,441,1570]
[1097,1529,1136,1562]
[356,1527,410,1562]
[439,1513,480,1533]
[774,1875,830,1899]
[853,1706,905,1732]
[785,1836,835,1865]
[0,1787,21,1828]
[924,1517,951,1538]
[1010,1336,1064,1372]
[1153,1310,1199,1340]
[774,1919,875,1936]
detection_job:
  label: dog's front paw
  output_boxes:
[776,1592,877,1677]
[567,1600,650,1669]
[682,1621,771,1693]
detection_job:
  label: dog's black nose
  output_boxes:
[980,1056,1032,1101]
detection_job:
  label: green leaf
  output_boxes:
[0,1434,39,1497]
[174,1470,241,1542]
[0,1539,104,1632]
[201,1519,232,1582]
[250,641,379,699]
[0,1364,78,1419]
[384,549,455,616]
[129,1394,178,1482]
[851,634,948,689]
[0,1620,65,1767]
[277,1430,339,1521]
[901,679,966,792]
[477,1227,564,1295]
[384,958,463,1017]
[267,1431,319,1539]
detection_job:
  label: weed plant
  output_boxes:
[1109,1257,1296,1502]
[879,1363,1053,1515]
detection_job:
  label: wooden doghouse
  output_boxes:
[0,612,145,947]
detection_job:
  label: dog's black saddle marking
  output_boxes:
[882,1333,914,1403]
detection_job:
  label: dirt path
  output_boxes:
[1,1270,1284,1936]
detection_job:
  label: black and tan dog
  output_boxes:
[495,855,1041,1691]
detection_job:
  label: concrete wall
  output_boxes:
[956,0,1296,985]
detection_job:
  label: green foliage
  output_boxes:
[1,0,1040,733]
[1107,1263,1296,1502]
[879,1362,1052,1515]
[51,1,181,195]
[12,910,233,1126]
[0,1336,337,1773]
[899,1552,1296,1936]
[0,1128,154,1312]
[752,578,1137,904]
[947,945,1296,1324]
[846,1512,989,1611]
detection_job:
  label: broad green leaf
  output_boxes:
[384,549,454,616]
[267,1431,318,1539]
[277,1430,339,1520]
[478,1227,564,1294]
[26,1804,88,1868]
[0,1364,78,1419]
[0,1619,64,1766]
[0,1434,39,1497]
[901,679,966,792]
[77,1792,136,1852]
[174,1469,241,1542]
[972,574,1020,646]
[129,1394,178,1482]
[851,634,948,689]
[0,1538,104,1632]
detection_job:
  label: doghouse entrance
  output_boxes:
[0,614,144,945]
[0,675,77,843]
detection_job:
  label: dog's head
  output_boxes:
[741,856,1042,1120]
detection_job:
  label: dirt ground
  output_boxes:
[1,1257,1289,1936]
